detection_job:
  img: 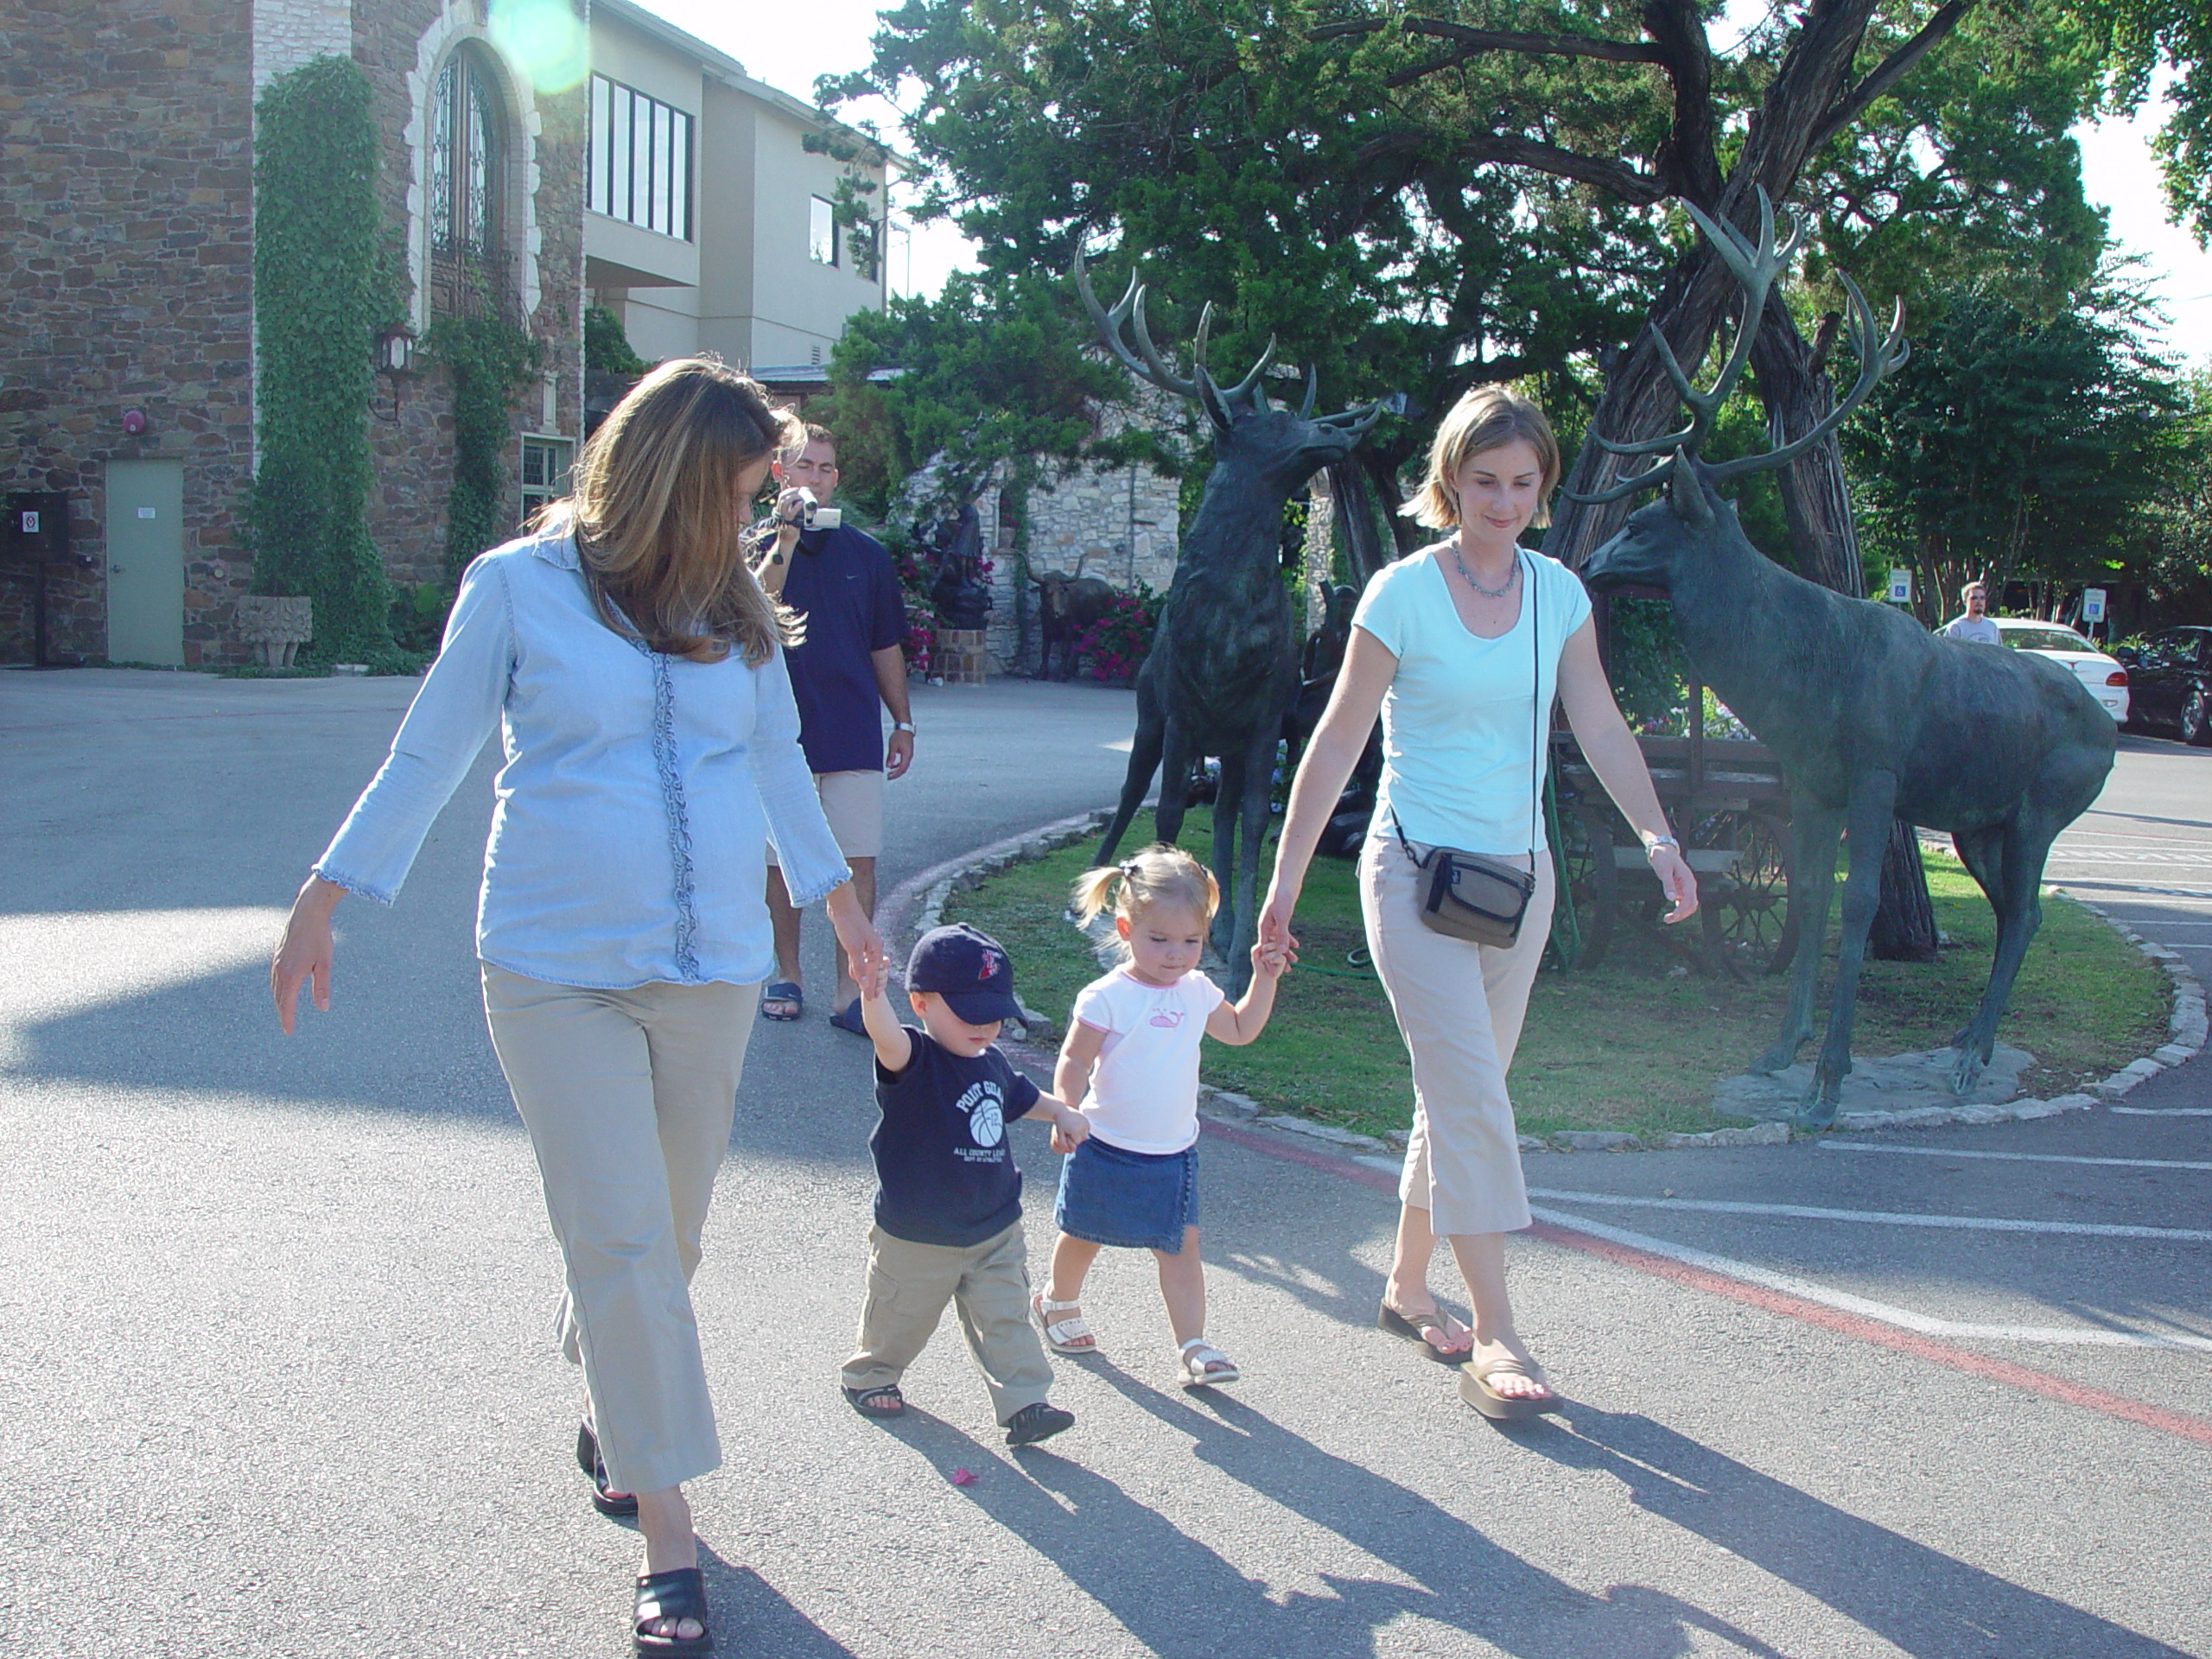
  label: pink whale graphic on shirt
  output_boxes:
[1147,1009,1185,1028]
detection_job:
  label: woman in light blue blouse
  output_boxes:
[271,359,878,1657]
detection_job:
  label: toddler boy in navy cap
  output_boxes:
[841,923,1090,1445]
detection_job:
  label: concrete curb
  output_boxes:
[2050,887,2209,1096]
[882,823,2203,1164]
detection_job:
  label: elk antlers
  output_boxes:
[1565,188,1909,506]
[1072,247,1382,436]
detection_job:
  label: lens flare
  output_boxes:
[487,0,588,95]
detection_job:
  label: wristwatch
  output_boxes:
[1643,832,1681,856]
[892,721,918,735]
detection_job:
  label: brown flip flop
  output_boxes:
[1459,1355,1563,1421]
[1376,1301,1474,1365]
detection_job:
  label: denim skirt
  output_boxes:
[1054,1135,1200,1254]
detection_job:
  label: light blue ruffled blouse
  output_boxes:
[315,529,851,989]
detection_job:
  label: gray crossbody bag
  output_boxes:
[1392,554,1541,949]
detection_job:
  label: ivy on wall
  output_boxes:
[427,308,543,580]
[249,55,394,664]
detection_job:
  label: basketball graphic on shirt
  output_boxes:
[959,1080,1005,1147]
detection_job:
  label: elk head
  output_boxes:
[1074,248,1383,490]
[1576,189,1908,593]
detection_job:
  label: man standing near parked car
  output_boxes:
[1941,581,2001,645]
[750,423,915,1032]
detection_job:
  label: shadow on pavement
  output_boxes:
[1527,1403,2192,1658]
[875,1358,1773,1659]
[696,1543,860,1659]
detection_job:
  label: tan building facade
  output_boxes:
[583,0,890,377]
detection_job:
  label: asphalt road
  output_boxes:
[3,671,2206,1658]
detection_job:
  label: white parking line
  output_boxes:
[2052,882,2212,899]
[2111,1107,2212,1116]
[1529,1205,2212,1351]
[1819,1141,2212,1173]
[1522,1187,2212,1242]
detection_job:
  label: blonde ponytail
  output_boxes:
[1071,844,1220,938]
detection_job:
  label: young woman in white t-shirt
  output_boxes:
[1033,845,1287,1386]
[1260,384,1698,1420]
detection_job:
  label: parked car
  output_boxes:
[1987,619,2130,725]
[2113,626,2212,744]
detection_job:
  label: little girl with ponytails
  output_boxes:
[1031,844,1290,1386]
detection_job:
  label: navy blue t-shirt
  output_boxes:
[871,1029,1043,1249]
[773,523,906,775]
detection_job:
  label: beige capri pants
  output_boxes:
[481,963,757,1497]
[1359,833,1554,1236]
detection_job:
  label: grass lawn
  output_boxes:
[944,811,2171,1141]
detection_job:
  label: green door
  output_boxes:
[105,460,184,665]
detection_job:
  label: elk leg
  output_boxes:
[1224,727,1277,997]
[1096,697,1167,868]
[1948,825,2009,1049]
[1153,721,1195,849]
[1950,818,2051,1097]
[1754,801,1842,1076]
[1801,773,1899,1128]
[1208,747,1248,969]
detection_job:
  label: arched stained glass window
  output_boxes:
[429,49,500,257]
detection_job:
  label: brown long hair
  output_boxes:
[556,357,799,665]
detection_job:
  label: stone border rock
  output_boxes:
[889,817,2205,1161]
[2052,888,2208,1087]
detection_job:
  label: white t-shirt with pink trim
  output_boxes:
[1070,967,1227,1155]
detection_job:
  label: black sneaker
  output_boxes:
[1004,1402,1076,1446]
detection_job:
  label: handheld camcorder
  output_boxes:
[798,488,842,532]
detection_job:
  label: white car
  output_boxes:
[1988,619,2130,723]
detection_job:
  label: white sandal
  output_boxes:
[1178,1338,1239,1388]
[1032,1292,1096,1355]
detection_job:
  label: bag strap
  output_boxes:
[1389,808,1434,869]
[1526,550,1541,860]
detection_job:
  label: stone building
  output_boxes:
[1,0,887,669]
[0,0,585,666]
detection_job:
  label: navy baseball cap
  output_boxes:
[907,923,1021,1024]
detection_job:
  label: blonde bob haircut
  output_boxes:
[1401,384,1561,532]
[554,356,800,666]
[1071,843,1219,961]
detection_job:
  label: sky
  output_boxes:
[652,0,2212,366]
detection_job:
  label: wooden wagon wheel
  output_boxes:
[1549,799,1618,969]
[1694,809,1799,975]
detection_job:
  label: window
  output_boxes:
[519,435,574,526]
[809,195,838,266]
[587,73,693,240]
[430,50,502,256]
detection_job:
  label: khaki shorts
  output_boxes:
[766,767,884,865]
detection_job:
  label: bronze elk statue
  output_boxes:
[1576,193,2116,1126]
[1077,251,1382,988]
[1030,558,1116,681]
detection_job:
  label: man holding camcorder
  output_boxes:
[750,423,915,1033]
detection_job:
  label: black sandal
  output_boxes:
[576,1420,639,1518]
[842,1383,905,1419]
[1377,1301,1475,1366]
[633,1566,713,1656]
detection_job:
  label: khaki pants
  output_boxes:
[480,963,757,1496]
[1360,836,1554,1236]
[842,1222,1053,1424]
